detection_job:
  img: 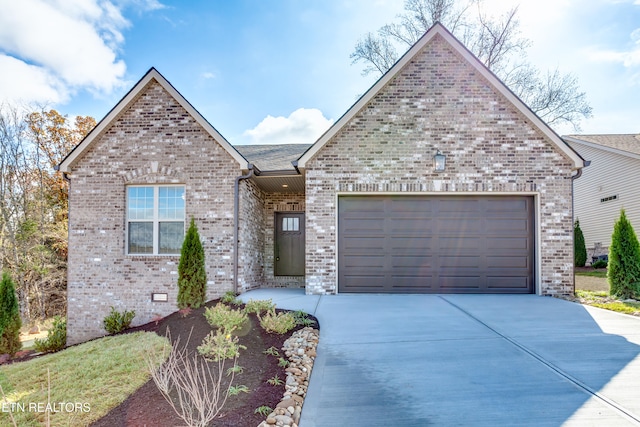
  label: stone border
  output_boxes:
[257,327,319,427]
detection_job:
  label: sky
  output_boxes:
[0,0,639,146]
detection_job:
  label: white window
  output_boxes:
[127,186,185,255]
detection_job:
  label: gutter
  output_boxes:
[233,164,254,294]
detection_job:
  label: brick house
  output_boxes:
[59,23,585,344]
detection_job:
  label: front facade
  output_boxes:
[565,134,640,258]
[60,24,584,344]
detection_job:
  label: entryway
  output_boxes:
[274,212,305,276]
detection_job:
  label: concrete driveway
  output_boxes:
[240,290,640,426]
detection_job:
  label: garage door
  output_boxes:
[338,195,534,293]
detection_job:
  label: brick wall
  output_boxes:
[304,34,575,296]
[66,80,242,344]
[238,179,265,292]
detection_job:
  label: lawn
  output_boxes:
[0,332,168,427]
[575,269,607,278]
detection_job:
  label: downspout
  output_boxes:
[571,160,590,293]
[234,164,254,294]
[54,165,72,324]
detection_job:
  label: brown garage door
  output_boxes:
[338,195,534,293]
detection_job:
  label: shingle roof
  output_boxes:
[235,144,312,171]
[565,134,640,156]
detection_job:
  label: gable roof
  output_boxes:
[58,68,248,173]
[564,134,640,159]
[235,144,311,172]
[297,22,585,170]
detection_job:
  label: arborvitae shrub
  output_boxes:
[574,220,587,267]
[177,218,207,309]
[0,272,22,356]
[608,209,640,299]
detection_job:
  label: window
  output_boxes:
[282,216,300,231]
[127,186,185,254]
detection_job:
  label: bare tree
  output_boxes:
[0,104,33,319]
[350,0,592,131]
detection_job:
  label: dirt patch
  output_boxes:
[575,275,608,292]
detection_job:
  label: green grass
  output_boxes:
[575,270,607,278]
[575,290,609,299]
[0,332,169,427]
[591,301,640,315]
[574,290,640,316]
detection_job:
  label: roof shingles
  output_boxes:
[235,144,311,171]
[565,134,640,156]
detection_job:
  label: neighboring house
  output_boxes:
[59,23,584,344]
[564,134,640,259]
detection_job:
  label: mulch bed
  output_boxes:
[90,299,317,427]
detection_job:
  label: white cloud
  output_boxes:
[243,108,333,145]
[116,0,165,12]
[201,72,215,79]
[587,28,640,67]
[0,55,68,104]
[0,0,141,105]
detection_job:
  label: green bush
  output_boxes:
[592,259,608,269]
[0,272,22,356]
[292,310,317,327]
[221,291,242,305]
[244,299,276,316]
[34,316,67,353]
[178,218,207,309]
[259,310,296,334]
[204,303,248,333]
[103,307,136,334]
[608,209,640,299]
[574,220,587,267]
[197,329,246,361]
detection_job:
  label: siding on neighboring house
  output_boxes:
[66,81,242,344]
[567,141,640,252]
[304,33,576,296]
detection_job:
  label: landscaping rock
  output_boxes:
[257,327,319,427]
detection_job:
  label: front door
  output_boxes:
[275,212,305,276]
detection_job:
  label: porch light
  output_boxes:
[433,149,446,172]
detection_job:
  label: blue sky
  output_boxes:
[1,0,639,145]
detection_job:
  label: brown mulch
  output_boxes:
[90,300,318,427]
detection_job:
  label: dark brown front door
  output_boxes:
[275,212,305,276]
[338,195,535,293]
